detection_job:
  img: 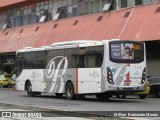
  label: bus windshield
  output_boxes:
[110,41,144,63]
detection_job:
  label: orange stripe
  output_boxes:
[127,64,130,80]
[75,44,79,94]
[76,68,78,94]
[76,44,79,94]
[127,72,130,86]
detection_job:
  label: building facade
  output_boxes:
[1,0,160,29]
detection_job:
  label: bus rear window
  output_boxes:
[110,41,144,63]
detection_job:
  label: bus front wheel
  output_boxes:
[26,82,35,97]
[65,82,75,100]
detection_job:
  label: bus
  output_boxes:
[16,40,146,100]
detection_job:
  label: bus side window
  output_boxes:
[77,55,85,68]
[96,54,103,67]
[77,47,86,68]
[67,48,78,68]
[16,54,24,77]
[36,51,47,69]
[84,55,96,68]
[85,46,104,68]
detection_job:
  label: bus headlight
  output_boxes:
[141,68,146,84]
[107,67,114,85]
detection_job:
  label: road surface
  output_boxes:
[0,89,160,120]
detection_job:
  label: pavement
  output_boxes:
[0,105,154,120]
[0,105,95,120]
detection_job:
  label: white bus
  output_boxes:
[16,40,146,100]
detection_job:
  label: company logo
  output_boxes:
[45,56,68,92]
[89,71,100,78]
[31,71,41,78]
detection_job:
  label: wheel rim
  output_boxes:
[27,85,32,94]
[67,87,73,97]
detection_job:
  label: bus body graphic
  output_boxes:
[104,63,144,87]
[44,56,68,93]
[16,40,146,100]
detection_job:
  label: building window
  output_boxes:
[89,1,95,13]
[121,0,127,8]
[68,0,73,5]
[135,0,143,5]
[23,15,28,25]
[58,0,63,7]
[84,2,89,14]
[49,2,53,10]
[143,0,150,5]
[73,5,78,16]
[68,6,73,17]
[151,0,160,3]
[16,16,21,26]
[53,6,67,21]
[6,18,12,28]
[40,1,44,10]
[102,0,116,11]
[127,0,135,7]
[39,10,51,22]
[95,0,101,12]
[1,0,149,29]
[78,3,84,15]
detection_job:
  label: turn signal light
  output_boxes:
[107,67,114,85]
[141,68,146,84]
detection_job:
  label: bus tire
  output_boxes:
[65,82,75,100]
[26,82,35,97]
[55,93,63,98]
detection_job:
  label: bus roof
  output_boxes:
[17,40,105,53]
[17,39,132,53]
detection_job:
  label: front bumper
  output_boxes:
[106,85,146,94]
